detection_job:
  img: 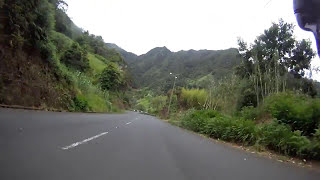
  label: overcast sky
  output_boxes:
[65,0,320,80]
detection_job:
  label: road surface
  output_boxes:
[0,108,319,180]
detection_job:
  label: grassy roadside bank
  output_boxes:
[166,111,320,164]
[150,92,320,166]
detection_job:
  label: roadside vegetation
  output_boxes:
[0,0,129,112]
[132,20,320,160]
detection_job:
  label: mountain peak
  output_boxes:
[146,46,172,55]
[106,43,138,62]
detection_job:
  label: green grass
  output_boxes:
[88,53,107,75]
[56,62,120,112]
[178,109,320,160]
[86,92,110,112]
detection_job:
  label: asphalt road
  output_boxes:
[0,108,319,180]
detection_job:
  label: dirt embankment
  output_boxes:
[0,45,73,110]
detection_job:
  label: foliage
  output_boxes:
[204,75,242,114]
[187,73,215,89]
[60,42,89,71]
[237,19,316,105]
[205,116,257,145]
[181,109,221,133]
[57,64,116,112]
[99,63,123,91]
[135,93,169,115]
[3,0,55,50]
[257,122,315,158]
[178,109,320,159]
[240,106,259,121]
[51,31,73,55]
[151,95,167,114]
[76,32,125,64]
[180,88,208,109]
[123,47,240,92]
[88,53,107,75]
[311,128,320,159]
[136,93,153,112]
[1,0,130,113]
[54,7,73,37]
[72,94,90,112]
[264,92,320,136]
[236,80,257,109]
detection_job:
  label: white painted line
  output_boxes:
[126,122,132,125]
[61,132,108,150]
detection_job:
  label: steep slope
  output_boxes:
[0,46,73,109]
[109,45,241,92]
[106,43,138,63]
[0,1,129,112]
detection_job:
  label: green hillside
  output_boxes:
[107,45,241,92]
[0,0,129,112]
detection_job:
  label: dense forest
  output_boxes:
[1,0,320,161]
[106,44,240,92]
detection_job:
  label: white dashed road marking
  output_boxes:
[62,132,108,150]
[61,121,134,150]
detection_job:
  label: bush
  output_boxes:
[264,92,320,136]
[4,0,55,48]
[178,109,320,159]
[180,88,208,109]
[240,106,259,121]
[51,32,73,55]
[151,95,167,114]
[73,95,90,112]
[257,122,313,158]
[310,128,320,159]
[136,94,153,112]
[181,110,220,133]
[204,116,256,145]
[99,63,123,91]
[61,42,90,72]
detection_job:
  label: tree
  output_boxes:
[49,0,68,11]
[99,63,123,90]
[61,42,89,71]
[290,39,315,78]
[237,19,316,104]
[3,0,55,49]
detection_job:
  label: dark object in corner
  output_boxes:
[294,0,320,56]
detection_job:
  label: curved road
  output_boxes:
[0,108,319,180]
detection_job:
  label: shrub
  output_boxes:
[204,116,256,145]
[181,110,220,133]
[237,81,257,109]
[240,106,259,121]
[99,63,123,91]
[73,95,90,112]
[136,94,153,112]
[51,32,73,55]
[257,122,313,158]
[4,0,54,48]
[151,95,167,114]
[178,109,320,159]
[61,42,90,72]
[180,88,208,109]
[310,128,320,159]
[264,92,320,136]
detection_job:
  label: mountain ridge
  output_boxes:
[106,43,241,92]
